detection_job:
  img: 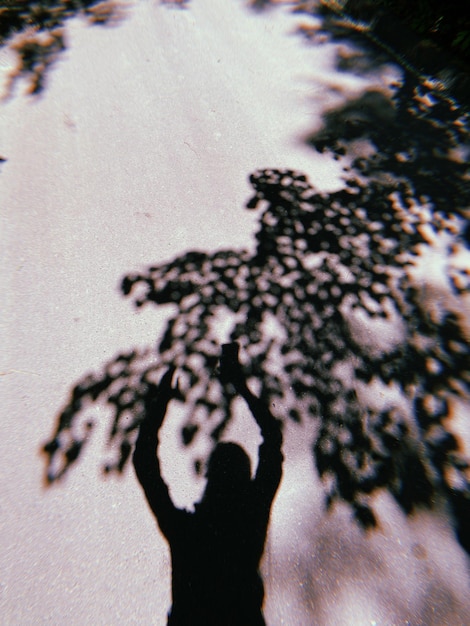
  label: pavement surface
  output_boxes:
[1,1,469,624]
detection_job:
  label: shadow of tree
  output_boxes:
[44,78,469,550]
[0,0,129,96]
[306,70,470,543]
[42,2,469,553]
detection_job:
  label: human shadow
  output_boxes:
[132,345,283,625]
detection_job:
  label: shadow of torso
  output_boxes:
[165,485,271,626]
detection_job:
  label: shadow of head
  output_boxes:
[202,442,252,505]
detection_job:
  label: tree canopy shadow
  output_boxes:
[39,0,470,554]
[44,75,469,555]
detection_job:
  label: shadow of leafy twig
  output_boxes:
[0,0,128,96]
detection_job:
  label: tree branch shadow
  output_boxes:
[40,0,470,555]
[0,0,130,98]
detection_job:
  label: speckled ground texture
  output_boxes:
[2,1,469,624]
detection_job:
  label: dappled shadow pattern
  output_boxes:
[36,0,470,545]
[0,0,127,95]
[44,77,469,552]
[308,76,470,545]
[308,80,470,224]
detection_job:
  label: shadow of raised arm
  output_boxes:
[220,343,283,501]
[133,366,181,537]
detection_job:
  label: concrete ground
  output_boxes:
[1,1,469,623]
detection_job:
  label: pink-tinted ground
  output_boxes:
[1,1,469,623]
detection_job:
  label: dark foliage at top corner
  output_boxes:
[348,0,470,63]
[0,0,126,95]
